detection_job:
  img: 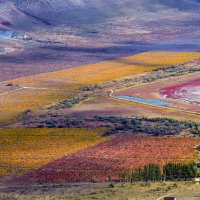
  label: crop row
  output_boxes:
[11,137,200,184]
[0,128,107,176]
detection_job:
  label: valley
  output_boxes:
[0,0,200,199]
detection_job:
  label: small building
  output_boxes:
[164,197,176,200]
[193,178,200,184]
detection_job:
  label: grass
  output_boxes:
[1,51,200,126]
[0,128,108,176]
[0,181,198,200]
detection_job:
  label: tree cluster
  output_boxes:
[121,163,198,182]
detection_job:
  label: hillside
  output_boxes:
[0,0,200,81]
[0,0,200,29]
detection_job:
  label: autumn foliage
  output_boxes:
[10,136,200,184]
[0,128,107,176]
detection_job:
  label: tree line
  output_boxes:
[121,163,198,182]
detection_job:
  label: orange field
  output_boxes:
[10,136,200,184]
[0,88,75,126]
[0,128,108,176]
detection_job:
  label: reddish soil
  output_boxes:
[116,73,200,113]
[9,136,200,185]
[160,78,200,103]
[64,95,200,122]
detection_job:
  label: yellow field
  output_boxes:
[1,51,200,126]
[0,88,75,126]
[9,51,200,88]
[0,128,108,176]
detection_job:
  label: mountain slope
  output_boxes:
[0,0,200,82]
[0,0,200,30]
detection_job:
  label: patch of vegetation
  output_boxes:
[78,60,200,92]
[24,114,200,137]
[49,94,92,110]
[97,116,200,136]
[82,84,102,91]
[121,163,198,182]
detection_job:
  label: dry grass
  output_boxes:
[0,128,108,176]
[0,181,198,200]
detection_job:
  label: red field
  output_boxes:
[10,137,200,185]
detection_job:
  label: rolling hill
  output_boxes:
[0,0,200,81]
[0,0,200,30]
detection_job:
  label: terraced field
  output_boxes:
[1,51,200,126]
[10,137,200,184]
[0,128,107,176]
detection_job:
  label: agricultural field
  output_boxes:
[10,136,200,185]
[1,51,200,126]
[0,88,75,126]
[8,51,200,88]
[0,128,107,177]
[1,1,200,199]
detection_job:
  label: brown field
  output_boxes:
[67,95,200,122]
[0,85,18,94]
[115,72,200,113]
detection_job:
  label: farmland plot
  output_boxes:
[11,137,200,184]
[0,128,107,176]
[1,51,200,126]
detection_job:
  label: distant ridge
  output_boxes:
[0,0,199,30]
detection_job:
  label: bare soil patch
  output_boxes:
[116,73,200,113]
